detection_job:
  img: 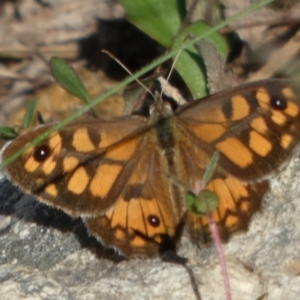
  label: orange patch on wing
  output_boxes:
[281,134,293,149]
[224,176,248,198]
[249,131,272,157]
[127,198,144,232]
[89,164,122,197]
[24,156,40,173]
[63,156,80,172]
[98,131,128,148]
[240,200,250,213]
[105,139,137,161]
[250,117,268,134]
[115,228,126,241]
[224,215,239,228]
[282,87,295,99]
[131,235,147,248]
[42,156,57,175]
[285,101,299,117]
[72,128,95,152]
[272,111,286,125]
[209,178,234,220]
[216,137,253,168]
[68,166,89,194]
[110,199,128,228]
[256,87,270,110]
[49,133,62,156]
[231,95,250,120]
[45,183,58,197]
[192,124,226,143]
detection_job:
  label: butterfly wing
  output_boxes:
[175,79,300,243]
[178,79,300,180]
[85,140,180,256]
[186,173,269,245]
[3,116,151,216]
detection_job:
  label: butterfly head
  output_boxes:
[149,91,173,123]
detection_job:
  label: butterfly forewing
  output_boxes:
[178,79,300,180]
[3,116,148,216]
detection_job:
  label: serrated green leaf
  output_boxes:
[22,98,38,129]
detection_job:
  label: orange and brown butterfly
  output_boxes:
[1,79,300,257]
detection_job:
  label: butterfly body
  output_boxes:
[2,79,300,256]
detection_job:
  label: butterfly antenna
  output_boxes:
[159,41,188,105]
[165,47,182,86]
[102,50,155,99]
[159,47,181,98]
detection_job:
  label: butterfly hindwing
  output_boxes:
[85,139,180,256]
[186,174,269,245]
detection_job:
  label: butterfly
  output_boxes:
[2,79,300,257]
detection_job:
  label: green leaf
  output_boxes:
[171,21,229,99]
[0,126,18,139]
[120,0,185,47]
[50,57,91,104]
[22,98,38,129]
[186,191,197,210]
